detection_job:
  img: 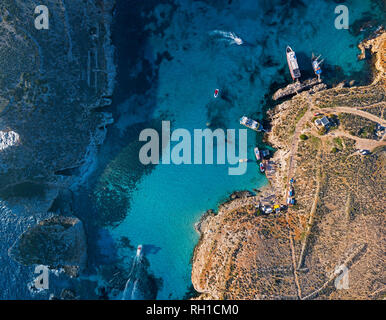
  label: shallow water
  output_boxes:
[71,0,384,299]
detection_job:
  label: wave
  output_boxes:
[121,253,144,300]
[210,30,243,45]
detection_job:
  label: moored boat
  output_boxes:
[286,46,301,81]
[260,149,270,159]
[254,147,261,161]
[312,53,323,81]
[259,162,265,173]
[240,116,262,131]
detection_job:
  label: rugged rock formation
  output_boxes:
[8,216,87,274]
[192,196,297,299]
[0,0,116,295]
[0,0,115,193]
[358,26,385,83]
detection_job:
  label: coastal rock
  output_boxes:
[0,0,116,293]
[192,197,297,300]
[0,0,116,190]
[272,78,321,100]
[357,28,386,82]
[229,190,253,200]
[8,216,87,274]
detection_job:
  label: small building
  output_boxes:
[314,116,330,128]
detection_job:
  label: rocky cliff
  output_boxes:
[0,0,115,197]
[0,0,116,288]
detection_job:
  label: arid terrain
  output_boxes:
[192,30,385,300]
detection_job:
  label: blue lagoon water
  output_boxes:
[68,0,384,300]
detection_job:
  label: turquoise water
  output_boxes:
[72,0,384,300]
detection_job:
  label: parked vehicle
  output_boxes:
[360,149,370,155]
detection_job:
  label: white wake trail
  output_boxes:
[210,30,243,45]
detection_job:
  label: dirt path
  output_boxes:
[297,158,322,270]
[321,106,386,126]
[327,130,386,151]
[288,233,302,299]
[286,109,313,186]
[284,96,385,201]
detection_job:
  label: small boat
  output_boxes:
[312,53,324,81]
[260,149,270,159]
[240,116,262,131]
[259,162,265,173]
[136,244,142,257]
[286,46,301,81]
[254,147,261,161]
[238,158,248,163]
[214,89,219,98]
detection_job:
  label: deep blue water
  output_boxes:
[0,0,384,299]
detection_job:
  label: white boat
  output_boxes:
[259,162,265,173]
[254,147,261,161]
[136,244,142,257]
[240,116,261,131]
[286,46,301,81]
[214,89,219,98]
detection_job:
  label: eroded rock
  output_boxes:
[8,215,87,274]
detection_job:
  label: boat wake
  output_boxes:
[121,253,144,300]
[210,30,243,45]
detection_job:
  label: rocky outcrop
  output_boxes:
[0,0,116,191]
[0,1,116,290]
[192,197,297,300]
[8,216,87,275]
[358,27,386,83]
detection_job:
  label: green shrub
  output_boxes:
[318,127,327,135]
[333,137,343,149]
[300,134,308,141]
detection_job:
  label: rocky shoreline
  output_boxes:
[0,0,117,292]
[191,30,386,300]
